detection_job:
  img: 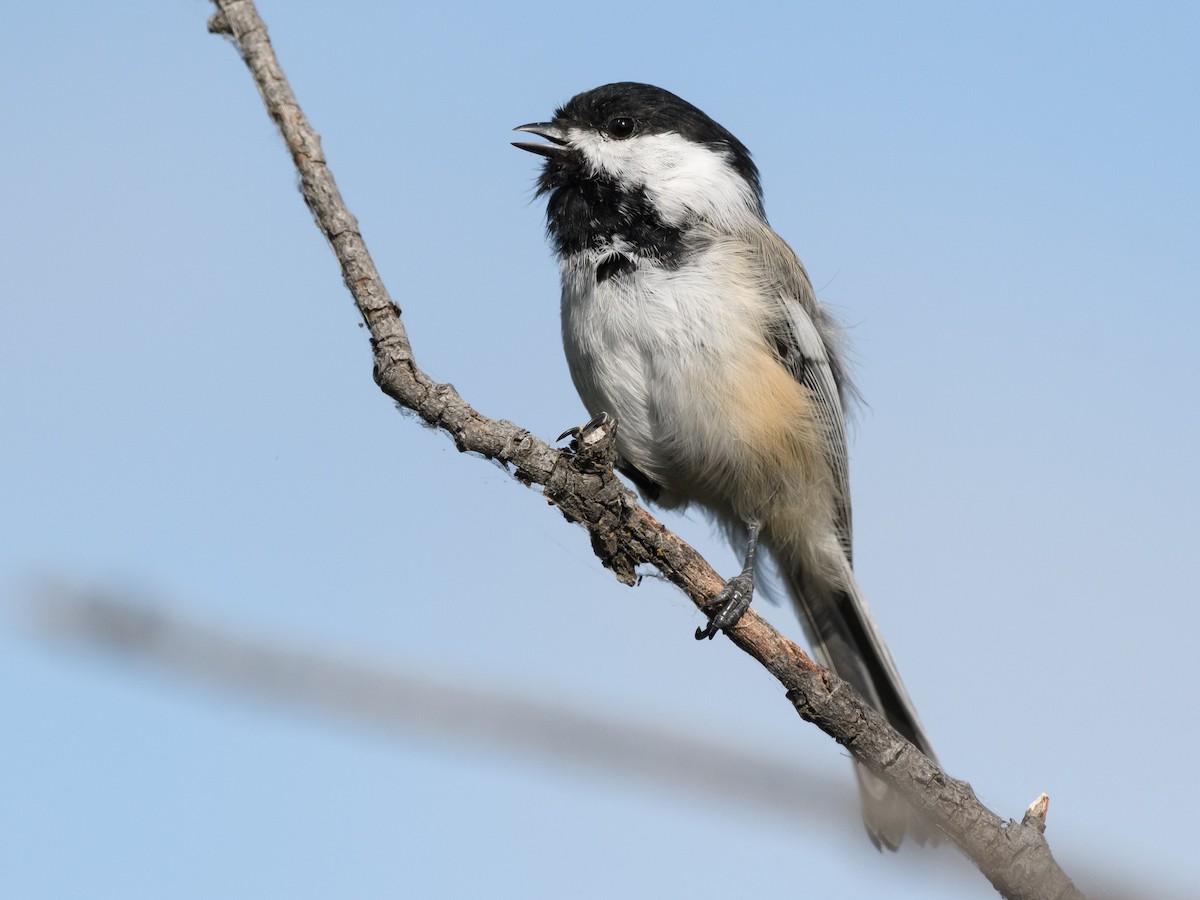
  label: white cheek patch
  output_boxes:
[568,128,760,231]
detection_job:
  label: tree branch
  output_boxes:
[206,3,1084,897]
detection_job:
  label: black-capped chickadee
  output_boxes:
[515,82,935,849]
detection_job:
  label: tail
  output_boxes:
[784,551,937,850]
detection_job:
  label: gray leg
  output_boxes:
[695,522,760,641]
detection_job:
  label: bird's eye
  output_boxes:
[607,116,636,139]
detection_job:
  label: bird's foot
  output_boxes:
[558,411,618,470]
[695,570,755,640]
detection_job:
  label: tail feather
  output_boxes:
[784,555,936,849]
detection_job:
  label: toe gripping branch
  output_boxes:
[558,412,618,472]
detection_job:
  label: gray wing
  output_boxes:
[747,223,857,563]
[744,222,938,768]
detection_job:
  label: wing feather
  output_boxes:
[742,222,937,766]
[745,223,856,562]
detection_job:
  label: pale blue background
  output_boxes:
[3,1,1197,897]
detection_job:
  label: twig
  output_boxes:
[206,3,1084,897]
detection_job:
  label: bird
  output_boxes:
[514,82,936,849]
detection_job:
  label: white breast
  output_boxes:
[559,240,770,499]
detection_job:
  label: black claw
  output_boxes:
[558,411,612,443]
[558,412,618,470]
[694,623,719,641]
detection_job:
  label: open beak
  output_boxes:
[512,122,569,157]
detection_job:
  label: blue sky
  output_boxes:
[2,1,1198,897]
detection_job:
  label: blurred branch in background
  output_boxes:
[29,583,856,824]
[21,584,1183,899]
